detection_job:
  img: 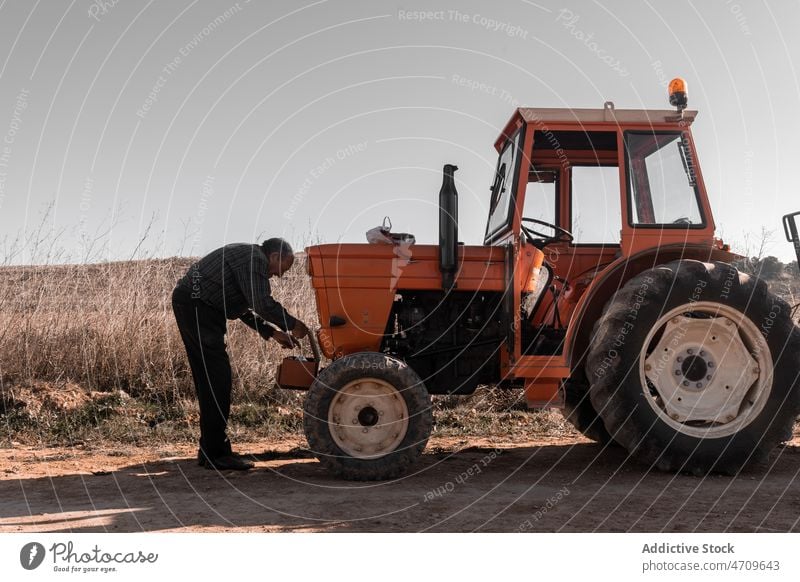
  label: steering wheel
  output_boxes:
[520,217,574,248]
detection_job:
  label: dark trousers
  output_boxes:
[171,286,232,458]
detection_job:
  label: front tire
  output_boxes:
[587,260,800,474]
[303,352,433,480]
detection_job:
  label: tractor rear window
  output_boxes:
[571,165,621,244]
[624,131,704,227]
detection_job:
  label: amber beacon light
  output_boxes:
[669,77,688,111]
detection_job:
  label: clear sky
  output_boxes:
[0,0,798,263]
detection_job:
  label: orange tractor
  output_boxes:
[281,79,800,480]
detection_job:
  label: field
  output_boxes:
[1,255,799,532]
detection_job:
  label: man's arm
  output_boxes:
[239,310,274,340]
[234,259,297,331]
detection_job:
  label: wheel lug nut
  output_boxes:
[706,375,712,380]
[687,349,694,355]
[682,381,689,386]
[362,428,369,433]
[699,350,705,356]
[675,370,681,376]
[696,382,702,388]
[708,362,714,368]
[352,418,358,424]
[676,356,683,362]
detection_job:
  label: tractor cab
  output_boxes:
[483,92,721,406]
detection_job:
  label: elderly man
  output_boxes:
[172,238,308,471]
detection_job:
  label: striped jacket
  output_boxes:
[175,243,297,332]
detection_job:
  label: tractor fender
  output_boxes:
[563,243,739,375]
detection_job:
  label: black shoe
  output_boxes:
[199,451,254,471]
[197,445,234,466]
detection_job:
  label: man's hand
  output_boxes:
[291,320,309,339]
[272,330,298,349]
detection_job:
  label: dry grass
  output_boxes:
[2,250,797,448]
[0,255,321,446]
[0,255,318,393]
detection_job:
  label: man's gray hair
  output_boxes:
[262,237,294,259]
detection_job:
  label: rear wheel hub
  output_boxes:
[641,302,772,437]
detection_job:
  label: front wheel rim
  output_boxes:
[639,301,773,438]
[328,378,409,459]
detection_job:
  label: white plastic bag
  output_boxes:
[366,216,415,246]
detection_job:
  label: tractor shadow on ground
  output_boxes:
[1,441,797,533]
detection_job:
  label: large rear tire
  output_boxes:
[562,377,615,444]
[303,352,433,480]
[587,260,800,474]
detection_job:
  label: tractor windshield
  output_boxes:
[485,129,523,242]
[624,131,704,227]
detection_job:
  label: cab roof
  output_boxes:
[495,104,698,150]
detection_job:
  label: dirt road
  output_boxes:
[2,435,799,533]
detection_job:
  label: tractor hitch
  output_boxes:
[275,331,322,390]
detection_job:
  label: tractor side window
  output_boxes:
[625,132,704,226]
[485,129,522,242]
[571,166,622,244]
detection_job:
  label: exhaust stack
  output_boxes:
[438,164,459,290]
